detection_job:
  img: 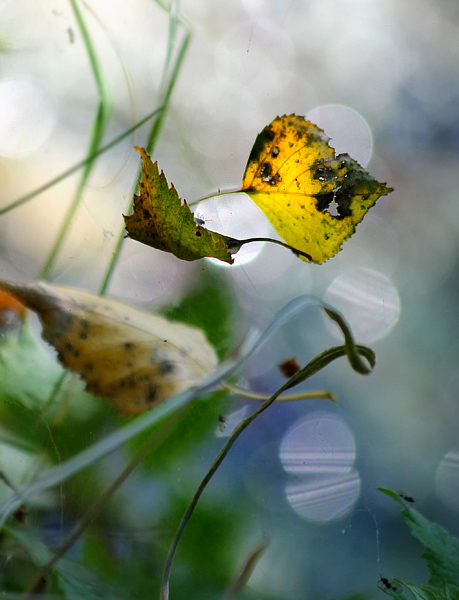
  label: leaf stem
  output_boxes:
[227,236,313,262]
[223,382,336,402]
[188,188,242,207]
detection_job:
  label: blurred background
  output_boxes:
[1,0,459,598]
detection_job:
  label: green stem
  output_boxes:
[39,0,112,280]
[98,13,191,295]
[159,340,372,599]
[188,188,241,208]
[0,109,161,217]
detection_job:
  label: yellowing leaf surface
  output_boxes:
[124,148,233,264]
[0,281,218,416]
[241,115,393,263]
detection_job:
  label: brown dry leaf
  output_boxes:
[0,281,218,416]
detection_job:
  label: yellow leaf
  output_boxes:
[241,114,393,264]
[124,148,234,264]
[0,281,218,416]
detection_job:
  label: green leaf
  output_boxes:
[124,147,234,263]
[163,268,235,359]
[402,583,459,600]
[401,508,459,588]
[379,488,459,597]
[0,325,65,410]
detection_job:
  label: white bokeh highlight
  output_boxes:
[436,451,459,512]
[280,413,360,523]
[0,79,56,158]
[325,268,400,343]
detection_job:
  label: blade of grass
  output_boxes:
[223,538,269,600]
[39,0,112,280]
[0,108,162,217]
[98,10,191,295]
[159,0,181,96]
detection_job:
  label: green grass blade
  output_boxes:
[0,108,162,217]
[98,12,191,295]
[39,0,112,280]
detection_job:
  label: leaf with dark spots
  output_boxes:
[241,114,393,263]
[246,126,276,165]
[0,281,218,416]
[124,148,233,264]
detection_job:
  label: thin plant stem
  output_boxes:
[160,334,374,599]
[39,0,112,281]
[188,188,241,207]
[227,236,313,261]
[160,374,298,600]
[160,0,180,96]
[223,382,336,402]
[98,12,191,296]
[0,109,162,217]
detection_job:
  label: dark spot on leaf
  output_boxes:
[147,385,158,403]
[196,230,202,237]
[125,342,132,350]
[260,162,272,182]
[88,381,100,394]
[313,166,336,182]
[85,363,94,372]
[159,360,175,375]
[315,192,335,213]
[271,147,280,158]
[334,185,357,219]
[246,126,275,164]
[73,350,79,358]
